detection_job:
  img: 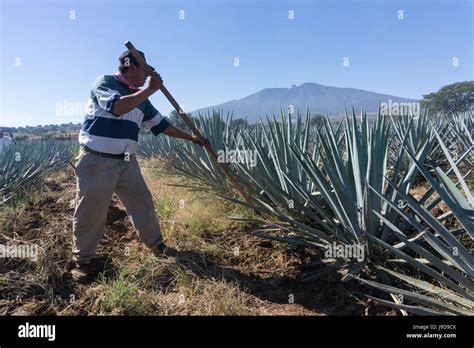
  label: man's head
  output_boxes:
[118,50,155,88]
[0,128,3,138]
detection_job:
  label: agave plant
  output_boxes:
[236,110,321,207]
[139,109,473,314]
[353,131,474,315]
[142,110,445,247]
[389,110,446,167]
[443,110,474,167]
[0,140,78,202]
[138,111,246,194]
[232,110,432,248]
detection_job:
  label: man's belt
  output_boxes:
[81,145,126,159]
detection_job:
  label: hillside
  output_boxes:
[191,83,418,121]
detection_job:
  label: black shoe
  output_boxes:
[150,239,177,257]
[71,262,93,283]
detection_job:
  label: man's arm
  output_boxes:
[112,71,209,146]
[163,126,209,146]
[112,71,162,116]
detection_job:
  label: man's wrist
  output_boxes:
[142,86,157,97]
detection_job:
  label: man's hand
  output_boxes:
[112,71,163,116]
[146,71,163,92]
[190,135,210,147]
[163,126,210,147]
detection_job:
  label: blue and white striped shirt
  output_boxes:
[78,75,171,155]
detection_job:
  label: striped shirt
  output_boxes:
[78,75,171,155]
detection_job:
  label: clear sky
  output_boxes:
[0,0,472,127]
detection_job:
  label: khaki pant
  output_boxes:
[72,149,161,263]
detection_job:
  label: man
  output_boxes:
[72,49,208,282]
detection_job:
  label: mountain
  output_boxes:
[190,83,419,121]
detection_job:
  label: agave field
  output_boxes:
[139,109,474,315]
[0,140,78,203]
[1,109,473,315]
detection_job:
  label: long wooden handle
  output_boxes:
[124,41,252,204]
[8,130,17,144]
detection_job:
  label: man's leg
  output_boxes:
[114,156,163,249]
[72,152,121,264]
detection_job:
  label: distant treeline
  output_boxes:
[4,122,82,134]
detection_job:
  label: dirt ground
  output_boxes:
[0,161,394,316]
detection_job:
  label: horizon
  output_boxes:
[1,0,473,127]
[3,81,424,128]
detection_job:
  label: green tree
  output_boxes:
[421,81,474,114]
[310,114,325,127]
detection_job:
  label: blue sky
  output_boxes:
[0,0,472,127]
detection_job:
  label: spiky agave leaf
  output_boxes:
[0,140,77,198]
[353,134,473,314]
